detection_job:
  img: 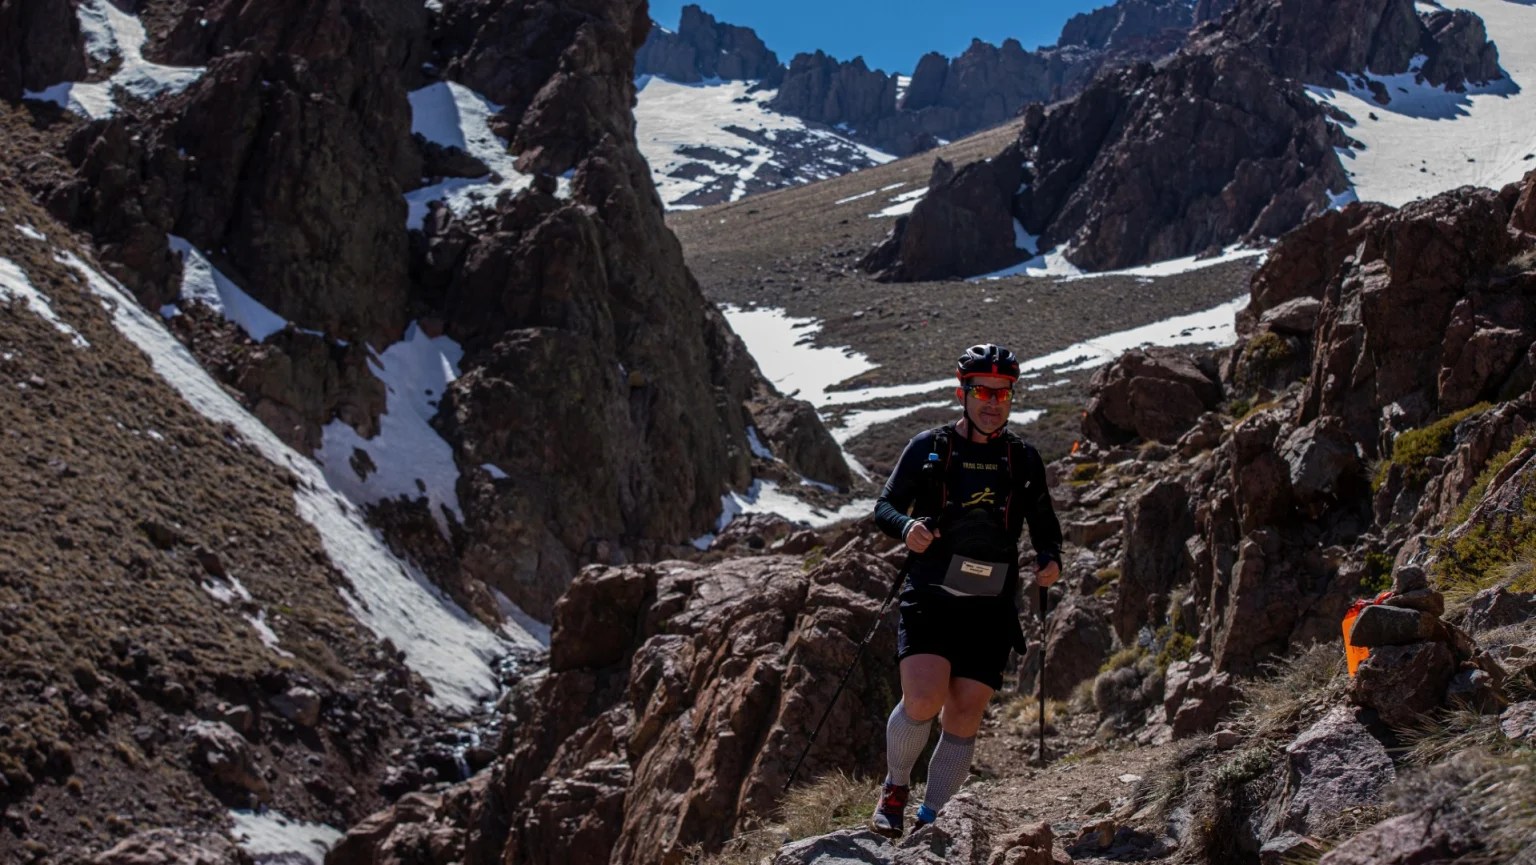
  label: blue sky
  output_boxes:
[648,0,1113,76]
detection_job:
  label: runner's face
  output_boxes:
[957,374,1013,433]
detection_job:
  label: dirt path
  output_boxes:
[968,702,1180,863]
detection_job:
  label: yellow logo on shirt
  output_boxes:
[961,488,997,507]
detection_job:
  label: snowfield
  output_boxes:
[1305,0,1536,208]
[634,76,895,208]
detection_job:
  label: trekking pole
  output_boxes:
[784,567,905,793]
[1037,584,1048,766]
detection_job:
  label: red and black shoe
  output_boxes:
[869,781,909,838]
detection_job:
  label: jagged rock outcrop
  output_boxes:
[1062,170,1536,743]
[862,0,1506,279]
[329,542,903,865]
[858,155,1027,281]
[635,4,781,85]
[58,0,427,343]
[1202,0,1501,91]
[0,0,86,102]
[1083,348,1224,447]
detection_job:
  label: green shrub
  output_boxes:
[1099,646,1146,675]
[1212,746,1274,789]
[1070,462,1101,485]
[1156,633,1196,673]
[1375,403,1493,489]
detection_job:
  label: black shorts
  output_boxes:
[895,593,1016,691]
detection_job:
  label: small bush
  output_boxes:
[1070,462,1101,485]
[1375,402,1493,489]
[1099,646,1146,675]
[1155,633,1196,673]
[1212,746,1274,789]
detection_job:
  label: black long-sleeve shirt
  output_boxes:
[874,425,1062,596]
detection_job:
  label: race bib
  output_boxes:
[940,554,1009,597]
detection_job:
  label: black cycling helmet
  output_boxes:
[956,343,1020,381]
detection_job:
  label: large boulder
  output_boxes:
[1083,348,1222,446]
[1040,593,1114,700]
[1318,806,1481,865]
[1264,706,1395,837]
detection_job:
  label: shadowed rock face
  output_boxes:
[1198,0,1502,90]
[327,542,904,865]
[0,0,86,101]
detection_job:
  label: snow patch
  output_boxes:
[229,810,341,865]
[15,224,45,241]
[405,82,562,229]
[493,589,551,648]
[0,257,91,348]
[720,305,871,407]
[746,425,776,459]
[869,187,926,218]
[977,244,1263,281]
[481,463,510,480]
[24,0,205,120]
[317,323,465,537]
[60,252,526,711]
[167,236,289,341]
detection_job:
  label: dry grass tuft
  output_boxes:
[1389,748,1536,865]
[1401,707,1509,766]
[778,770,882,840]
[685,771,899,865]
[1003,696,1066,735]
[1230,643,1347,740]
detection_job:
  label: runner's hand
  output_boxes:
[905,521,939,553]
[1035,560,1060,587]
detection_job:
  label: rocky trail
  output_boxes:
[4,0,1536,863]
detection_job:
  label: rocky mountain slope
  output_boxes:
[10,0,855,630]
[861,0,1510,279]
[632,0,1205,209]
